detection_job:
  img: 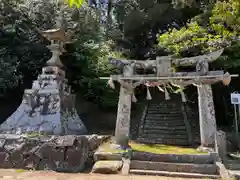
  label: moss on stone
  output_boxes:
[25,132,44,138]
[130,141,207,154]
[97,142,127,154]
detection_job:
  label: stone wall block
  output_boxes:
[22,153,41,170]
[55,136,89,172]
[0,152,12,168]
[0,134,104,172]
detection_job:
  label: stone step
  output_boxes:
[225,162,240,170]
[131,152,214,164]
[129,169,220,179]
[146,111,183,115]
[186,112,197,115]
[191,123,200,126]
[145,115,184,120]
[186,117,197,121]
[145,115,183,120]
[142,125,186,130]
[149,103,184,107]
[142,124,185,129]
[140,132,187,137]
[149,104,182,108]
[147,108,183,112]
[130,160,218,174]
[143,123,185,128]
[137,137,189,146]
[148,101,181,108]
[149,103,196,109]
[142,129,187,135]
[143,119,185,125]
[187,118,197,121]
[148,103,181,106]
[147,105,181,108]
[140,132,187,138]
[140,134,188,140]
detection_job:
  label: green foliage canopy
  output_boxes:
[158,0,240,67]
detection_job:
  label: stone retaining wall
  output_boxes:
[0,134,109,172]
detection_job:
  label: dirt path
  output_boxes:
[0,169,217,180]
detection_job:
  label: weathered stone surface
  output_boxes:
[197,146,215,153]
[92,160,123,174]
[115,65,133,141]
[0,134,106,172]
[197,60,217,148]
[94,152,123,162]
[0,94,86,135]
[121,158,130,175]
[87,134,110,151]
[93,142,125,162]
[215,130,227,161]
[216,161,233,180]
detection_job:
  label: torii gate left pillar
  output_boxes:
[115,65,133,142]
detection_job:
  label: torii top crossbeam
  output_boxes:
[108,49,224,68]
[101,49,238,89]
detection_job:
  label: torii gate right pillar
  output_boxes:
[196,60,217,148]
[198,84,217,148]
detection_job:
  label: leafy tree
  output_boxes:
[0,0,50,98]
[107,0,213,59]
[158,0,240,67]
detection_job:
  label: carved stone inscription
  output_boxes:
[115,65,133,139]
[115,87,132,138]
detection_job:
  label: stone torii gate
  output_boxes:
[101,49,238,148]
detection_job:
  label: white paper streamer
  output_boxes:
[180,91,187,102]
[146,86,152,100]
[164,85,170,100]
[157,86,164,92]
[107,77,115,89]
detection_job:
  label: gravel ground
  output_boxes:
[0,169,217,180]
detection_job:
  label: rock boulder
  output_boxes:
[91,160,123,174]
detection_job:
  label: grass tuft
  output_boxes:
[98,140,207,154]
[15,169,26,173]
[129,141,207,154]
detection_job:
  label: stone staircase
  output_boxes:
[129,152,221,179]
[225,158,240,179]
[136,93,200,146]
